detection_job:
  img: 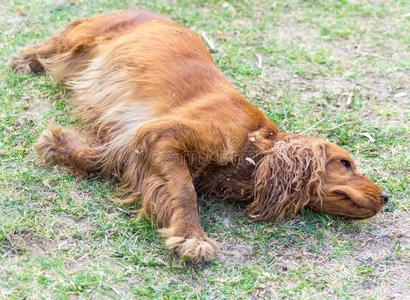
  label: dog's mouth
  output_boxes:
[283,186,381,220]
[311,188,383,219]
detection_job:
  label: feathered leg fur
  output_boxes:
[132,120,221,262]
[35,126,100,177]
[8,37,59,73]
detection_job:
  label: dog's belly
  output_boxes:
[66,52,159,144]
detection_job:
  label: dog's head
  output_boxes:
[246,135,386,221]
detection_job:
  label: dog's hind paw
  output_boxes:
[8,54,44,73]
[35,126,95,177]
[35,126,63,164]
[8,56,30,73]
[35,126,81,165]
[165,235,219,263]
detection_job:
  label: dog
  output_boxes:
[9,9,388,262]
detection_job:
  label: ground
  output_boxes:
[0,0,409,299]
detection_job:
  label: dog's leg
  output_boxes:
[143,161,218,263]
[8,37,59,74]
[35,126,100,177]
[136,122,219,262]
[9,10,164,75]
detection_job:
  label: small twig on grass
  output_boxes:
[355,81,376,91]
[346,91,354,107]
[77,252,91,261]
[257,54,263,69]
[356,50,392,61]
[116,207,139,216]
[319,121,352,132]
[200,31,216,53]
[301,119,325,134]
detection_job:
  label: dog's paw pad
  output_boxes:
[165,235,219,263]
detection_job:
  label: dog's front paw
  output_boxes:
[164,234,219,263]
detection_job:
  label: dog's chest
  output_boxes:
[193,156,256,202]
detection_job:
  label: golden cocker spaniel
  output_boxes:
[9,9,388,262]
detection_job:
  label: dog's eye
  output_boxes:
[335,190,350,199]
[341,159,351,169]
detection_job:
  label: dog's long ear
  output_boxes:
[246,140,326,221]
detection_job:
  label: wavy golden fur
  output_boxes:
[9,9,387,262]
[247,139,327,221]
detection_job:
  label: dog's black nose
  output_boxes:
[381,192,389,204]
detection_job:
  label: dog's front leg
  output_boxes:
[158,161,218,263]
[137,123,219,262]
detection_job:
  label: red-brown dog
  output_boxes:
[9,9,388,262]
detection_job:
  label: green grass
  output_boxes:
[1,0,409,299]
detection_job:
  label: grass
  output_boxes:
[0,0,409,298]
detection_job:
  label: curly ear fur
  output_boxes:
[246,140,326,221]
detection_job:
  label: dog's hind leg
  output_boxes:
[35,126,100,177]
[8,37,59,74]
[9,10,165,76]
[8,18,91,75]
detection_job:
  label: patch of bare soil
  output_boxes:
[249,10,410,117]
[2,234,79,257]
[268,212,410,298]
[219,239,252,263]
[21,96,51,118]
